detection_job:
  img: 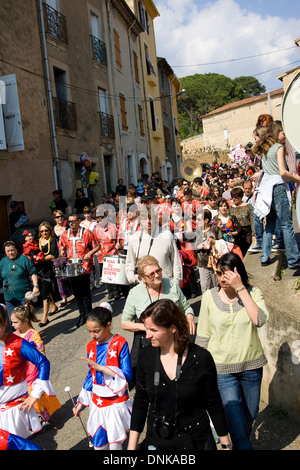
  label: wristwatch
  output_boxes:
[34,284,39,288]
[221,443,232,449]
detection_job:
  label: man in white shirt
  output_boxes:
[125,206,182,285]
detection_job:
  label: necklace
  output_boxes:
[146,282,162,303]
[220,288,238,304]
[39,237,51,255]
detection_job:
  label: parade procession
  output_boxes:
[0,0,300,455]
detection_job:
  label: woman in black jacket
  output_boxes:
[127,299,231,451]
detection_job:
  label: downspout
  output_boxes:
[37,0,61,189]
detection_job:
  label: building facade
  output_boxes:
[0,0,182,244]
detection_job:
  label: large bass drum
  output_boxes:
[101,255,129,285]
[282,70,300,227]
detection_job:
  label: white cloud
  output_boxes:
[154,0,300,90]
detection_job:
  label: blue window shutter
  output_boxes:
[0,103,7,150]
[1,74,24,152]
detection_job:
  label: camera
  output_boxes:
[152,416,176,439]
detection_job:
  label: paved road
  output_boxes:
[29,283,299,451]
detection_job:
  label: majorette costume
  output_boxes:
[0,334,56,438]
[0,428,42,450]
[77,334,132,449]
[14,329,61,423]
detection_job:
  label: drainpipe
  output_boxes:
[37,0,61,189]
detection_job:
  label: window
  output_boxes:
[114,28,122,70]
[138,1,149,33]
[0,74,24,152]
[149,98,156,131]
[138,104,145,137]
[119,93,128,131]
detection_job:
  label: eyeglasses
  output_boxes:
[144,267,162,279]
[68,220,77,224]
[40,229,49,233]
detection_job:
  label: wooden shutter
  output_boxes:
[114,28,122,69]
[133,51,140,85]
[138,104,145,136]
[119,93,128,131]
[1,74,24,152]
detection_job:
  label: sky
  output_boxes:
[154,0,300,92]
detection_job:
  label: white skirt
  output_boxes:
[0,402,42,439]
[87,398,132,448]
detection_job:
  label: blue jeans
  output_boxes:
[260,184,300,267]
[5,298,26,331]
[254,213,263,247]
[217,368,263,450]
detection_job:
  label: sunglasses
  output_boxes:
[40,229,49,233]
[144,267,162,279]
[55,215,63,219]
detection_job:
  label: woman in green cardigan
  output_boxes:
[196,252,269,450]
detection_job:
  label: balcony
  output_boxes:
[90,35,108,66]
[53,98,77,132]
[99,112,115,139]
[43,3,68,44]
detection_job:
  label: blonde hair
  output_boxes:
[137,255,160,277]
[38,221,53,237]
[53,209,64,219]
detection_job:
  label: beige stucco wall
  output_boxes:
[0,0,56,226]
[181,90,284,164]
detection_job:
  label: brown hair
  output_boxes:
[256,114,273,127]
[11,303,39,325]
[230,186,244,199]
[140,299,190,355]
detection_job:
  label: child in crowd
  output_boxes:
[73,303,132,450]
[11,304,61,425]
[22,230,44,264]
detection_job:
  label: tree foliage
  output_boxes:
[177,73,266,139]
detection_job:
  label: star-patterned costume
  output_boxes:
[77,334,132,449]
[0,428,42,450]
[0,334,56,438]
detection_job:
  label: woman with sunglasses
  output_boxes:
[121,255,195,389]
[196,252,269,450]
[36,221,58,327]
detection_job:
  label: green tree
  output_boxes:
[233,76,266,97]
[177,73,265,138]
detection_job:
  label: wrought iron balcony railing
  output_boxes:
[53,98,77,132]
[44,3,68,44]
[99,112,115,139]
[90,35,108,66]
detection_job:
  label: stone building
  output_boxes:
[0,0,181,244]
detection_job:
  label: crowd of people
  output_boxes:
[0,114,299,450]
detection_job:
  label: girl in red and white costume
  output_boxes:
[73,303,132,450]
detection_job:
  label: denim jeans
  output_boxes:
[260,184,300,267]
[217,368,263,450]
[254,213,263,247]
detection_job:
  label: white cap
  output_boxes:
[99,302,113,313]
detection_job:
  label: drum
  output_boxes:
[64,258,84,277]
[101,255,129,285]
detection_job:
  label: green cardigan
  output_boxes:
[196,286,268,374]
